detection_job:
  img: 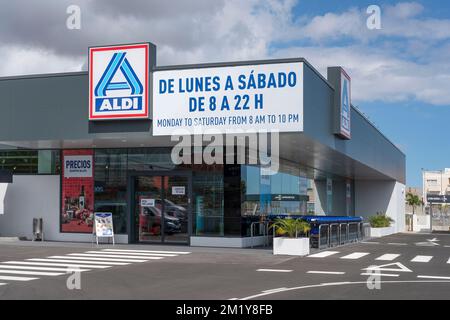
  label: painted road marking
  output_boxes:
[256,269,293,273]
[340,252,370,260]
[361,242,380,245]
[388,243,408,246]
[262,288,288,293]
[375,254,400,261]
[0,265,90,272]
[237,280,450,300]
[360,273,399,277]
[307,271,346,275]
[23,259,115,267]
[0,275,38,281]
[363,262,412,273]
[308,251,340,258]
[49,255,148,263]
[86,251,177,257]
[411,255,433,263]
[0,283,6,286]
[0,269,64,276]
[418,275,450,280]
[447,258,450,264]
[102,249,191,255]
[66,253,157,261]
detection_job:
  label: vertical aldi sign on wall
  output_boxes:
[328,66,352,140]
[89,43,150,120]
[339,70,351,138]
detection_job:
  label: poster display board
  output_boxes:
[61,149,94,233]
[94,212,115,245]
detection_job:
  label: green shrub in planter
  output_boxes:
[270,218,311,238]
[369,213,394,228]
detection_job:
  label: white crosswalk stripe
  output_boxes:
[30,258,125,265]
[340,252,370,260]
[48,256,146,263]
[375,254,400,261]
[0,249,190,287]
[0,265,91,272]
[102,249,191,255]
[308,251,340,258]
[304,251,440,264]
[6,260,112,268]
[86,251,177,257]
[0,275,38,281]
[66,253,161,261]
[0,269,64,276]
[411,255,433,263]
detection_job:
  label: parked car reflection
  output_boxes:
[140,205,182,235]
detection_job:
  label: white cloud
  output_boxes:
[0,45,83,77]
[275,45,450,105]
[0,1,449,107]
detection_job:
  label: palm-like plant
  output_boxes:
[270,218,311,238]
[406,192,422,215]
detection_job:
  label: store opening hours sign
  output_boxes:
[152,62,304,135]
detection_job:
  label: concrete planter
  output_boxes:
[370,226,396,238]
[273,237,310,256]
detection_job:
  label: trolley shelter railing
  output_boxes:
[262,215,369,250]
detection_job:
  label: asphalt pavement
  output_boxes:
[0,233,449,300]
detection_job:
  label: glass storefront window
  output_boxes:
[127,148,176,171]
[193,172,224,236]
[0,150,60,174]
[241,163,308,217]
[94,149,128,234]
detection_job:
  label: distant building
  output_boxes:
[423,169,450,206]
[422,169,450,232]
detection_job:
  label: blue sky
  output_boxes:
[275,0,450,187]
[0,0,449,187]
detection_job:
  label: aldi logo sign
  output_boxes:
[89,43,149,120]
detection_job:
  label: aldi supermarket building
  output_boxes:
[0,42,405,247]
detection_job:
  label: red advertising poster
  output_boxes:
[61,149,94,233]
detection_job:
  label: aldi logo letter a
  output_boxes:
[89,43,149,120]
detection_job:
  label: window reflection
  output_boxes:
[94,149,128,234]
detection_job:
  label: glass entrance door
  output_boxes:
[134,174,190,244]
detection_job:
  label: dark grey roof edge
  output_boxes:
[352,105,405,157]
[0,58,405,157]
[0,71,87,82]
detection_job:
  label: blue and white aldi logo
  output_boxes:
[89,43,149,120]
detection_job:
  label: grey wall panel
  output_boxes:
[0,58,405,183]
[0,175,128,242]
[303,63,405,183]
[0,73,152,142]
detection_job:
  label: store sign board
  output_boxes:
[94,212,114,237]
[328,66,352,140]
[427,194,450,203]
[153,62,304,135]
[339,70,351,139]
[89,43,149,120]
[63,155,93,178]
[172,186,186,195]
[140,199,156,207]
